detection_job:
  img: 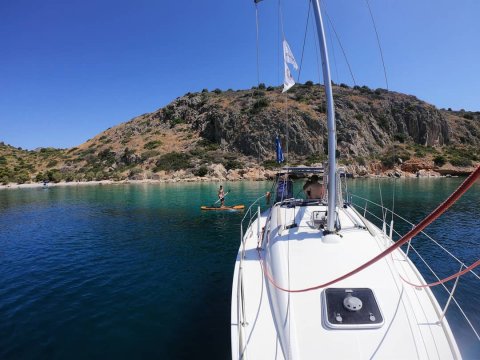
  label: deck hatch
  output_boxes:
[323,288,384,329]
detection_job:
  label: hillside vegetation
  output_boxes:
[1,83,479,185]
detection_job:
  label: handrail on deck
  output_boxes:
[348,192,480,341]
[237,193,268,359]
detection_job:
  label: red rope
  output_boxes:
[400,260,480,288]
[259,166,480,293]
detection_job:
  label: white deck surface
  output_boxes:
[232,204,460,359]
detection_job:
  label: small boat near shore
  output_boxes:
[201,205,245,211]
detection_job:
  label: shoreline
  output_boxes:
[0,174,464,191]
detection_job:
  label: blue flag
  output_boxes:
[275,136,284,163]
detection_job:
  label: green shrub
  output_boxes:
[258,83,266,89]
[415,148,427,158]
[201,88,209,93]
[46,169,62,183]
[98,149,116,165]
[128,168,143,177]
[355,113,364,121]
[155,152,192,171]
[449,157,472,167]
[141,150,160,160]
[359,85,372,94]
[213,88,222,94]
[120,148,139,166]
[444,146,478,162]
[433,155,446,166]
[356,156,366,166]
[250,98,269,114]
[340,83,350,88]
[144,140,162,150]
[47,160,58,168]
[463,114,474,120]
[170,118,185,127]
[64,173,75,182]
[306,154,325,165]
[380,147,410,168]
[305,80,314,86]
[223,159,242,171]
[162,106,175,120]
[194,165,208,177]
[95,171,108,181]
[266,86,275,91]
[15,171,30,184]
[394,133,407,143]
[263,160,282,169]
[35,172,45,182]
[197,139,220,151]
[85,172,95,181]
[377,115,389,130]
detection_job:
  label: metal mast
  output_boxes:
[311,0,337,233]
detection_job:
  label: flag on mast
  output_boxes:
[282,39,299,93]
[275,135,284,163]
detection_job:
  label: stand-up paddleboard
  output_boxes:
[201,205,245,211]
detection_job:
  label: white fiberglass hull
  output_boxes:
[231,204,461,359]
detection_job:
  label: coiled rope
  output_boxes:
[258,166,480,293]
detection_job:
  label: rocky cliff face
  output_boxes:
[0,84,478,184]
[150,84,454,160]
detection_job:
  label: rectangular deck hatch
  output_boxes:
[323,288,384,329]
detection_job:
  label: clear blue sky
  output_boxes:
[1,0,479,150]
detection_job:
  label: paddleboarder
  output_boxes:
[218,185,225,207]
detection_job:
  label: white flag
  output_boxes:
[283,62,295,93]
[283,39,298,70]
[282,39,298,93]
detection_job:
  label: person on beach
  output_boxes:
[303,175,324,199]
[218,185,225,207]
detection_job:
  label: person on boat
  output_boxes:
[218,185,225,207]
[303,175,324,199]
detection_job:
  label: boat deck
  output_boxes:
[231,204,460,359]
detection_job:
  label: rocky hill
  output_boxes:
[1,83,479,184]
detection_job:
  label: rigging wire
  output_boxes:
[363,0,397,224]
[255,3,261,86]
[278,0,290,168]
[323,8,357,86]
[277,0,281,85]
[311,15,322,85]
[297,0,311,83]
[328,18,339,84]
[364,0,389,90]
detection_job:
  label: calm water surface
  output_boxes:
[0,179,478,359]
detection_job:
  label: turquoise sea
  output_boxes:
[0,179,478,359]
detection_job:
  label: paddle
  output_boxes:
[212,189,231,207]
